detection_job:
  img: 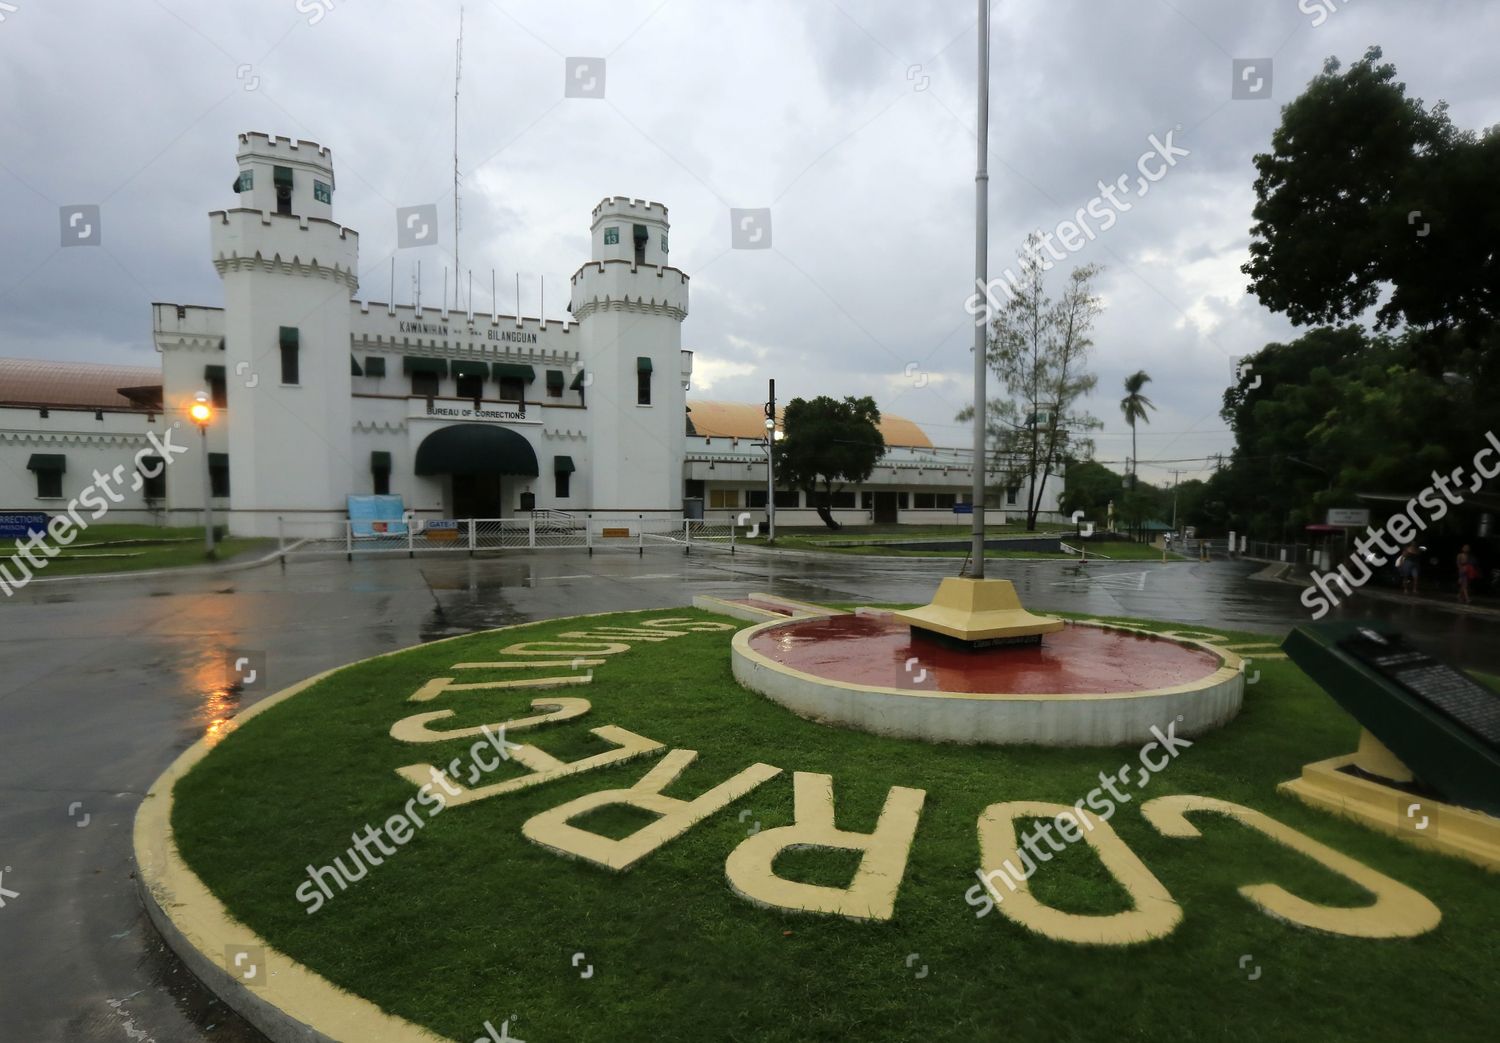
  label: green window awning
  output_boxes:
[493,362,536,382]
[350,356,363,376]
[414,424,538,478]
[452,360,490,379]
[273,165,293,186]
[403,356,448,376]
[364,356,387,377]
[545,369,565,391]
[279,326,299,348]
[371,451,392,473]
[554,455,576,474]
[570,369,587,391]
[27,453,65,473]
[208,453,229,469]
[636,356,653,373]
[204,364,226,381]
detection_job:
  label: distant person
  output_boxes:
[1398,544,1420,594]
[1457,545,1477,604]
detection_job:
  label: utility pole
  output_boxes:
[969,0,991,577]
[764,379,777,542]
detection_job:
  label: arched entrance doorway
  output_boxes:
[414,424,539,518]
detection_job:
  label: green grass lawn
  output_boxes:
[171,609,1499,1042]
[1,523,270,578]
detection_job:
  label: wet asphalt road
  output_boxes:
[2,547,1496,1041]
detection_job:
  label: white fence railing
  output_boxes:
[274,515,737,560]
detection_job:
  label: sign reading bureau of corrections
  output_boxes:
[410,400,542,425]
[0,513,51,539]
[1327,508,1371,527]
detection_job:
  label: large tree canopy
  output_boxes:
[1243,47,1498,337]
[775,395,886,515]
[1216,324,1499,536]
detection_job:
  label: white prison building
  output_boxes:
[0,133,1060,537]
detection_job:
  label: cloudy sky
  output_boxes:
[2,0,1496,485]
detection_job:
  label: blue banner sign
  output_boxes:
[0,513,51,539]
[346,495,408,537]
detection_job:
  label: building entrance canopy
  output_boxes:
[414,423,539,477]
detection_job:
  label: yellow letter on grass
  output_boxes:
[1140,794,1440,938]
[724,772,925,922]
[523,750,781,871]
[976,801,1181,946]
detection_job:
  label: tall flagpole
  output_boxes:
[970,0,991,577]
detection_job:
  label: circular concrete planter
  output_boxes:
[731,619,1245,747]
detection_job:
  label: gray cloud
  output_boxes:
[1,0,1496,484]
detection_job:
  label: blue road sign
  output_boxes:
[0,513,51,539]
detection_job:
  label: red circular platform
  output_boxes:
[746,614,1222,695]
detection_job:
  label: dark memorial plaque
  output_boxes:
[1283,622,1500,816]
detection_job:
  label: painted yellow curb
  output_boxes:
[132,608,659,1043]
[134,664,450,1043]
[1279,754,1500,871]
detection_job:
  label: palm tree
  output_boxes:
[1120,370,1156,484]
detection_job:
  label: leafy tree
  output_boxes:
[1217,324,1498,539]
[1244,47,1498,339]
[775,396,885,527]
[1059,460,1122,525]
[960,235,1103,530]
[1119,370,1156,480]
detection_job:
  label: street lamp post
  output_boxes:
[189,391,216,556]
[764,417,777,543]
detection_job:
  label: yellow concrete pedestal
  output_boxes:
[894,578,1064,647]
[1279,753,1500,871]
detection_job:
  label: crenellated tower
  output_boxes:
[210,133,359,535]
[569,197,689,512]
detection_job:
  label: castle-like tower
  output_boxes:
[569,198,690,511]
[210,133,359,536]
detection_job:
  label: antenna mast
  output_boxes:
[453,5,464,310]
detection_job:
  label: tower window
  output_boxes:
[636,355,653,405]
[633,223,648,265]
[371,451,392,496]
[273,166,293,215]
[554,455,574,499]
[209,453,231,498]
[279,326,300,385]
[205,364,228,409]
[137,456,167,500]
[28,454,65,499]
